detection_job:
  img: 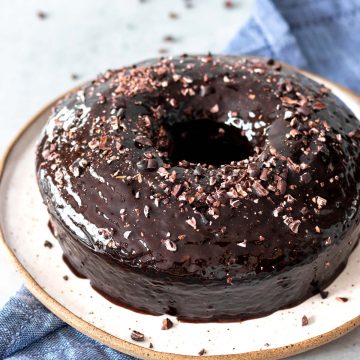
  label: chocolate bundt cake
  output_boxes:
[36,55,360,321]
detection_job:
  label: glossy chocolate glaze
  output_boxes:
[36,55,360,321]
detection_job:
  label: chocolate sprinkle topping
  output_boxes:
[162,239,177,252]
[288,220,301,234]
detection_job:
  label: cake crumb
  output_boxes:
[163,35,176,43]
[302,315,309,326]
[44,240,53,249]
[161,318,173,330]
[336,297,349,303]
[224,0,234,8]
[320,290,329,299]
[131,330,145,342]
[169,12,179,19]
[37,11,48,20]
[198,348,206,356]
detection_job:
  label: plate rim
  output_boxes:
[1,67,360,360]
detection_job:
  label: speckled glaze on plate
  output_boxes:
[0,67,360,360]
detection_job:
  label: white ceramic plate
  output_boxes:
[0,70,360,360]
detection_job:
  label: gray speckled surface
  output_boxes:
[0,0,358,358]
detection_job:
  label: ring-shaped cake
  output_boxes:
[36,55,360,321]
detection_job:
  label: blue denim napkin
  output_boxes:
[2,0,360,359]
[226,0,360,93]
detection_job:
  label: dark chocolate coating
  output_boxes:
[36,55,360,321]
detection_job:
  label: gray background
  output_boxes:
[0,0,358,358]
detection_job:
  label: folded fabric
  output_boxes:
[226,0,360,93]
[2,0,360,358]
[0,287,133,360]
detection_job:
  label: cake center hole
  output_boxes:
[166,120,254,165]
